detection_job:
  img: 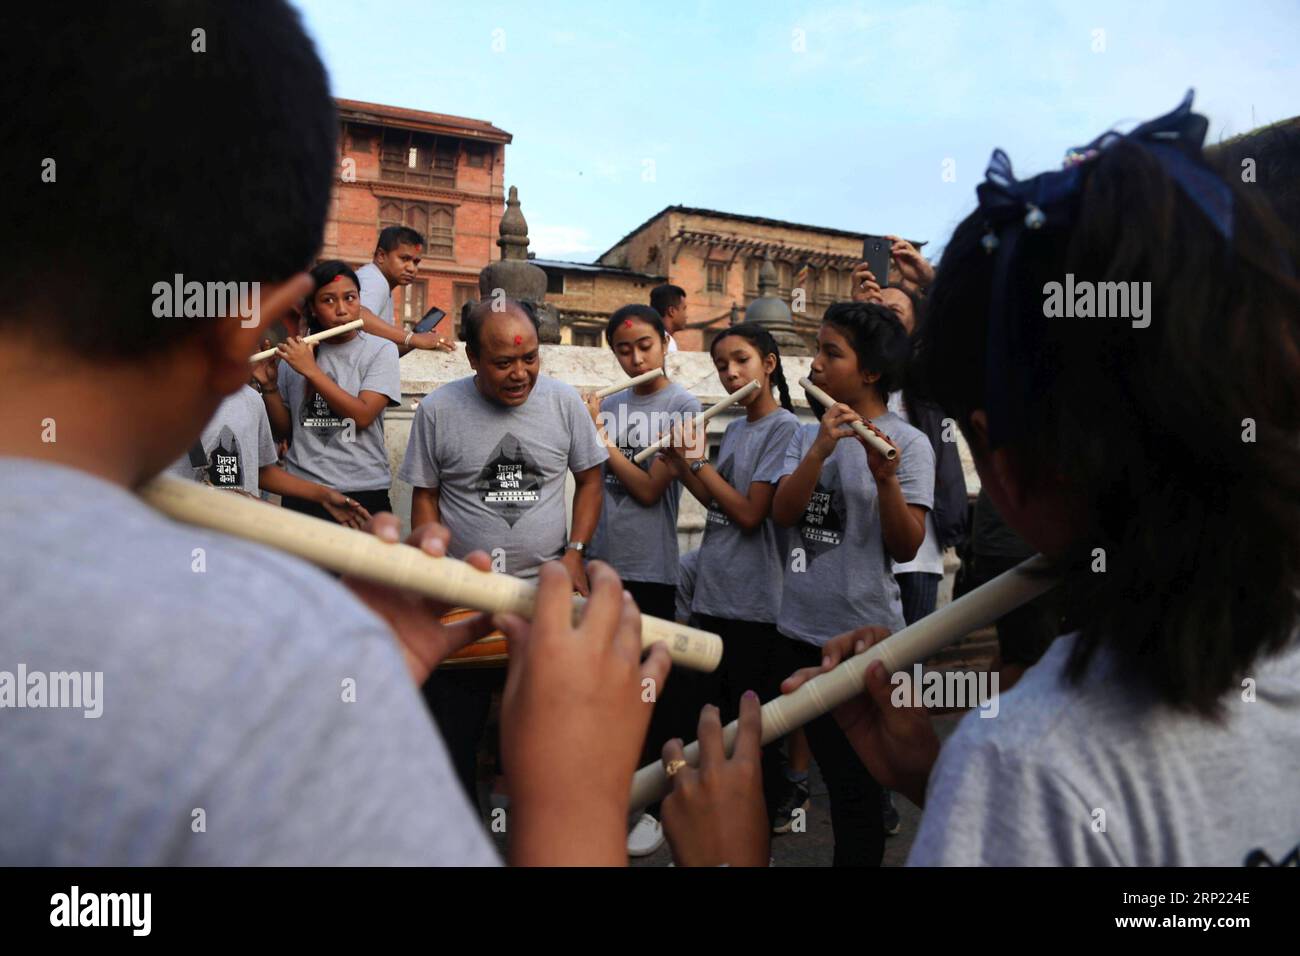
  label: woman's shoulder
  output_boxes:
[661,380,701,410]
[357,332,399,363]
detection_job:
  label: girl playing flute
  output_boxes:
[583,304,702,857]
[262,261,402,519]
[779,93,1300,865]
[659,323,800,823]
[771,300,934,866]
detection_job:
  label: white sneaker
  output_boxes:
[627,813,665,857]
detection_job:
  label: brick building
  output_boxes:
[530,259,665,347]
[320,99,512,340]
[550,205,894,350]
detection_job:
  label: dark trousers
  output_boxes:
[694,614,792,818]
[421,666,505,808]
[781,637,885,867]
[280,488,393,521]
[626,581,702,819]
[896,571,943,627]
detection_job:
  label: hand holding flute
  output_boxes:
[249,319,363,362]
[630,554,1059,809]
[139,475,722,673]
[800,377,898,461]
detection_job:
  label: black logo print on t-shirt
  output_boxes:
[798,464,846,564]
[705,456,735,528]
[196,425,242,489]
[300,389,346,437]
[476,433,543,528]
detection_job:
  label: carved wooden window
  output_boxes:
[706,262,727,293]
[380,129,458,188]
[379,200,455,260]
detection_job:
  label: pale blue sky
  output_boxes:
[296,0,1299,262]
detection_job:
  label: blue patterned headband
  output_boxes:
[975,89,1234,447]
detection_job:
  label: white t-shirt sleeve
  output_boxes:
[358,265,391,324]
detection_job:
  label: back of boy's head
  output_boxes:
[4,3,336,358]
[376,226,425,253]
[917,129,1300,715]
[821,300,909,402]
[650,284,686,316]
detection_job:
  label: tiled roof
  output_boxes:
[335,98,512,144]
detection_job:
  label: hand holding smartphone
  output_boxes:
[861,235,891,289]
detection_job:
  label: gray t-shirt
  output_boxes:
[279,331,401,492]
[676,548,700,624]
[908,631,1300,865]
[166,386,276,495]
[691,408,799,624]
[776,413,935,645]
[356,262,393,326]
[589,382,701,585]
[399,375,608,578]
[0,458,498,866]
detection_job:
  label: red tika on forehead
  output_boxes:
[514,335,522,345]
[624,319,633,328]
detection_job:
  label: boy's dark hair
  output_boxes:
[914,139,1300,716]
[606,304,667,347]
[709,323,795,413]
[650,284,686,316]
[817,301,910,407]
[376,226,426,253]
[4,3,336,358]
[1207,118,1300,240]
[303,261,361,334]
[461,298,540,358]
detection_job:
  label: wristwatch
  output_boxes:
[689,459,708,475]
[566,541,586,555]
